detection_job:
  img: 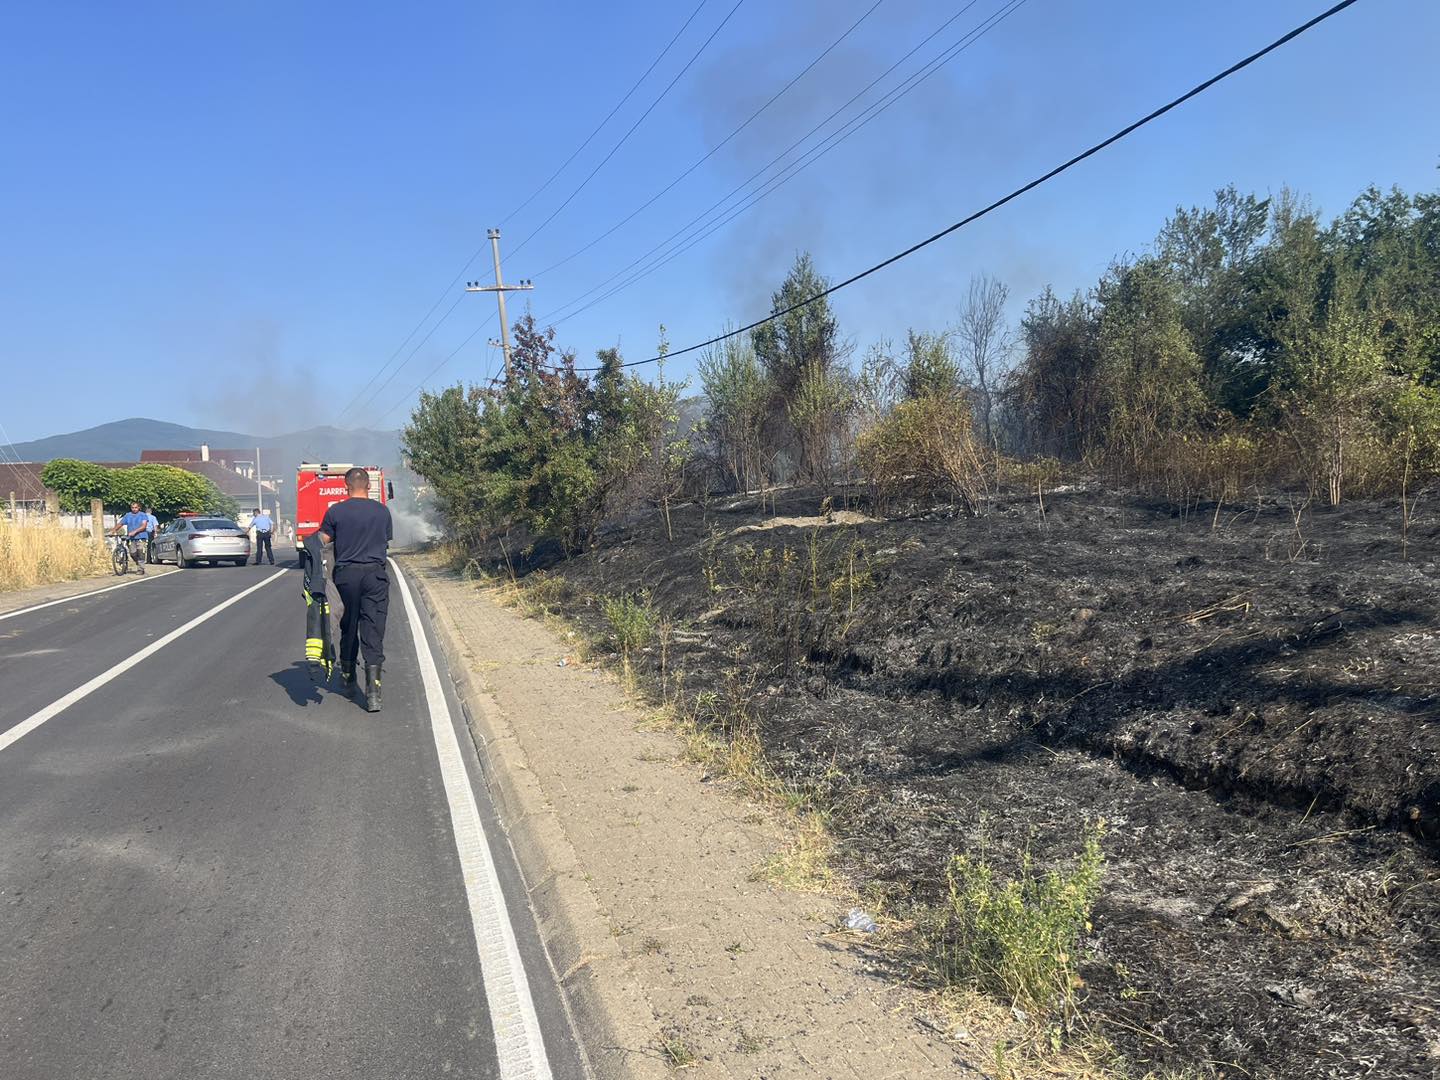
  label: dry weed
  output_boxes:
[0,521,109,592]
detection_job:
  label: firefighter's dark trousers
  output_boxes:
[334,562,389,668]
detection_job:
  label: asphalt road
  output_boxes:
[0,560,586,1080]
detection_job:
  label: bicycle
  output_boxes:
[110,534,146,576]
[109,535,130,576]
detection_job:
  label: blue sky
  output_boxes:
[1,0,1436,443]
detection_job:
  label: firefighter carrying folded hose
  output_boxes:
[309,466,393,712]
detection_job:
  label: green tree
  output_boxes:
[402,384,489,542]
[1334,185,1440,383]
[1010,288,1103,459]
[1155,185,1272,414]
[107,464,232,517]
[40,459,111,513]
[1269,255,1388,504]
[751,252,845,479]
[787,360,854,488]
[901,330,962,401]
[751,252,841,397]
[633,328,691,540]
[1095,258,1207,474]
[698,330,771,491]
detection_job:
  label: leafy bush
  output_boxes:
[856,394,989,515]
[602,591,657,660]
[924,823,1105,1014]
[404,326,694,552]
[902,329,962,401]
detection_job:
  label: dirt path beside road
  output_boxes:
[405,553,970,1080]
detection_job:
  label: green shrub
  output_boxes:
[602,591,657,659]
[925,822,1105,1014]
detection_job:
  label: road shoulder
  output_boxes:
[0,566,178,618]
[403,552,965,1080]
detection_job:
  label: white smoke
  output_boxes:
[390,503,439,548]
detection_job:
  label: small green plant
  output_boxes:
[734,1026,763,1055]
[659,1033,698,1069]
[924,822,1105,1015]
[602,590,657,663]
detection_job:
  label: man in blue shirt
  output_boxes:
[144,506,159,564]
[110,501,152,575]
[251,507,274,566]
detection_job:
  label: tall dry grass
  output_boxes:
[0,520,110,592]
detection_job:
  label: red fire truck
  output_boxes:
[294,462,392,567]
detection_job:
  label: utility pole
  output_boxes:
[465,229,533,382]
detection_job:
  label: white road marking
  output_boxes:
[0,570,287,756]
[391,560,554,1080]
[0,569,174,623]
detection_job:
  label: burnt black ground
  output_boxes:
[479,483,1440,1080]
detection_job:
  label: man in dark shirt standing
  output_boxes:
[316,468,393,712]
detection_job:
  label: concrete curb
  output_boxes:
[403,559,668,1080]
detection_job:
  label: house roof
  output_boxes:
[140,448,257,467]
[0,462,51,503]
[0,461,137,504]
[168,460,277,500]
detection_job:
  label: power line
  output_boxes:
[335,289,455,427]
[537,0,993,326]
[346,294,466,424]
[547,0,1023,329]
[0,417,48,502]
[373,312,498,427]
[506,0,747,263]
[498,0,712,228]
[569,0,1363,372]
[529,0,885,282]
[334,1,710,426]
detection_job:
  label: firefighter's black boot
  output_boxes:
[365,665,382,713]
[340,662,356,690]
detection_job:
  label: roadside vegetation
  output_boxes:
[0,519,110,592]
[39,460,238,518]
[408,180,1440,1079]
[1,462,238,593]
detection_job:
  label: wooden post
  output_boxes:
[7,491,14,522]
[45,489,60,517]
[91,497,105,545]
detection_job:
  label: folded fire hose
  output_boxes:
[302,533,334,680]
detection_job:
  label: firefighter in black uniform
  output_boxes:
[315,467,393,712]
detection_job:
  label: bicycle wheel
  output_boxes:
[112,542,129,576]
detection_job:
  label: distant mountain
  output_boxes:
[10,418,402,473]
